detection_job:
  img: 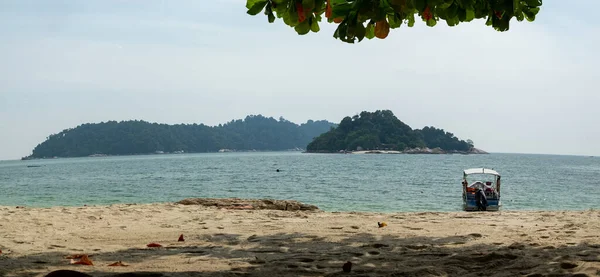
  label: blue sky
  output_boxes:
[1,0,599,159]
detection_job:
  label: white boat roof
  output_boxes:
[464,168,500,176]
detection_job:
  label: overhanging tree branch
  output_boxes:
[246,0,542,43]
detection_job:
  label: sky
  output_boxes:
[0,1,599,160]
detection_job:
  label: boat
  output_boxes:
[462,168,501,211]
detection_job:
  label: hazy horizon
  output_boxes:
[1,1,599,159]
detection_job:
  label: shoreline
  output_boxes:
[1,196,597,213]
[2,201,597,214]
[1,200,599,277]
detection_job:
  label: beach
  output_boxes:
[0,200,599,277]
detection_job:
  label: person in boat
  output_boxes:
[475,188,488,211]
[484,181,493,191]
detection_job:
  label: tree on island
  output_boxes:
[245,0,542,43]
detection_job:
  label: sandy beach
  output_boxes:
[0,199,599,277]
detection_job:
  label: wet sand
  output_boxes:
[0,201,598,277]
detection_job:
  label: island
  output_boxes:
[23,115,336,159]
[306,110,486,154]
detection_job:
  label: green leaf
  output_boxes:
[274,2,288,17]
[313,0,326,14]
[438,0,454,9]
[515,10,524,21]
[485,12,493,26]
[295,19,312,35]
[465,9,475,21]
[445,17,459,26]
[492,15,510,31]
[268,10,276,22]
[513,0,521,13]
[380,0,392,9]
[311,18,320,32]
[303,0,315,11]
[407,13,415,27]
[413,0,426,12]
[428,0,443,7]
[246,0,264,9]
[365,23,375,39]
[458,8,466,21]
[287,5,300,26]
[389,0,404,13]
[388,13,402,28]
[355,22,366,42]
[247,0,268,15]
[331,2,352,18]
[426,18,437,27]
[446,3,458,19]
[525,0,542,7]
[523,7,539,22]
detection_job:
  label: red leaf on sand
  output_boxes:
[178,234,185,242]
[0,249,3,254]
[147,243,162,248]
[108,261,129,267]
[71,254,93,266]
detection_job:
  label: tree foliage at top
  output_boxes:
[306,110,473,152]
[27,115,336,158]
[246,0,542,43]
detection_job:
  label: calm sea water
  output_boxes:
[0,152,598,212]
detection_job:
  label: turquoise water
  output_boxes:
[0,152,598,212]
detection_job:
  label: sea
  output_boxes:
[0,152,598,212]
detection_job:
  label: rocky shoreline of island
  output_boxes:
[306,147,489,155]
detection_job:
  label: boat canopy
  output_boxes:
[463,168,500,177]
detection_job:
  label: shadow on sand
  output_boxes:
[1,230,599,277]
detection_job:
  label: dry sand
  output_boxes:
[0,200,599,277]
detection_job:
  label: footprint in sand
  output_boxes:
[559,261,578,269]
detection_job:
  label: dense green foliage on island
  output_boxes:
[27,115,336,158]
[306,110,473,152]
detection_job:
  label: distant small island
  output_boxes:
[306,110,486,154]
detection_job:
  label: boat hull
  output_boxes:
[463,198,501,211]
